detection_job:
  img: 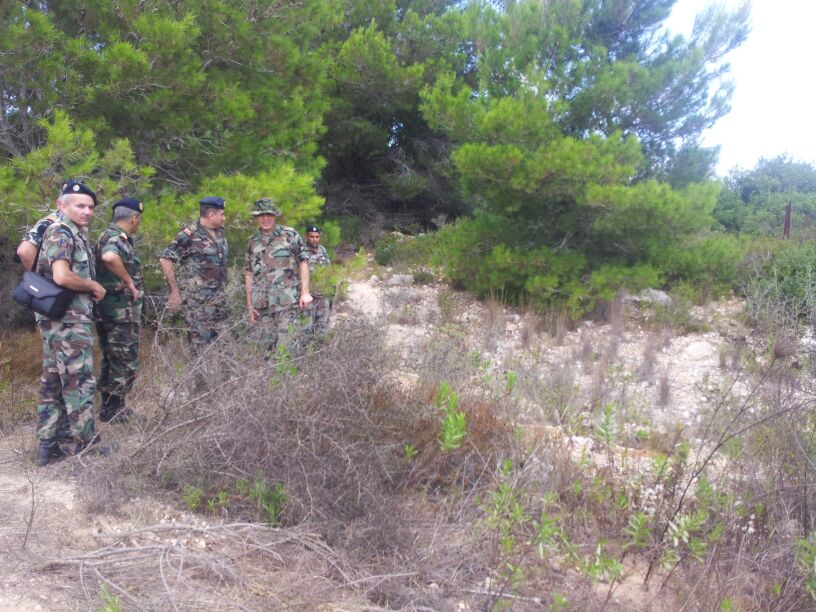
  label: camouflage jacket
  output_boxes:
[35,214,95,324]
[96,223,144,323]
[303,244,330,273]
[160,221,228,305]
[22,210,61,248]
[245,225,307,310]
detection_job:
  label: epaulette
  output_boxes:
[46,213,60,222]
[182,227,194,237]
[119,232,129,242]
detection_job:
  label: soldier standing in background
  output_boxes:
[35,181,106,465]
[303,225,332,336]
[244,198,312,351]
[95,197,144,422]
[158,196,229,350]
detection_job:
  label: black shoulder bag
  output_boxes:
[12,224,77,319]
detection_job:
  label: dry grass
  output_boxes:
[0,327,42,429]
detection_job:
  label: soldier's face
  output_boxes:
[208,209,226,228]
[62,194,95,227]
[255,213,276,233]
[307,232,321,247]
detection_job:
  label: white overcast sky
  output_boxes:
[665,0,816,175]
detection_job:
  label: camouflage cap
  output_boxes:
[251,198,281,216]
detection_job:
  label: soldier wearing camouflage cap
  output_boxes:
[95,197,145,422]
[244,198,312,350]
[159,196,229,349]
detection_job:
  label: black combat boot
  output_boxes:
[37,438,67,467]
[109,395,131,424]
[74,433,109,456]
[98,391,114,422]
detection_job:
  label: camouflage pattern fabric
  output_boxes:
[250,305,305,351]
[35,215,97,442]
[96,223,143,322]
[96,321,140,397]
[35,216,95,324]
[95,224,143,397]
[245,225,308,348]
[22,210,60,249]
[160,221,229,347]
[245,225,308,310]
[303,244,331,335]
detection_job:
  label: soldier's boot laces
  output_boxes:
[37,439,67,467]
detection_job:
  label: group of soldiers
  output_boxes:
[16,181,331,467]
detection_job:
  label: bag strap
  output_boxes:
[32,223,77,275]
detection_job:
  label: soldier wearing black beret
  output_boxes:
[159,196,229,349]
[95,197,146,422]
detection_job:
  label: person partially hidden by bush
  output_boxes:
[243,198,312,351]
[303,224,331,337]
[95,197,145,423]
[158,196,229,351]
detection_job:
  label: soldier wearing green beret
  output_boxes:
[244,198,312,350]
[95,197,145,422]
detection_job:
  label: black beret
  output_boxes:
[306,225,321,233]
[61,180,97,206]
[113,197,143,214]
[199,196,225,208]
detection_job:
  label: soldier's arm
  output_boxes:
[101,251,139,302]
[158,257,182,310]
[16,240,38,271]
[298,260,312,310]
[244,271,260,323]
[52,259,106,301]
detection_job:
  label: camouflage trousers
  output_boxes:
[251,305,305,352]
[182,299,228,350]
[97,320,141,397]
[306,294,332,336]
[36,320,96,442]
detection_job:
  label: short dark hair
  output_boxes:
[200,204,221,218]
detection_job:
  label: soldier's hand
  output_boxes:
[299,292,313,310]
[167,289,182,311]
[248,307,260,324]
[126,280,139,303]
[89,281,106,302]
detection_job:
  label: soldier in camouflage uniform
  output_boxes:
[159,196,229,350]
[244,198,312,350]
[95,197,145,422]
[303,225,332,336]
[16,202,74,443]
[17,206,62,271]
[35,181,106,466]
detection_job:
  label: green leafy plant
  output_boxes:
[250,479,288,525]
[182,483,204,512]
[403,443,419,461]
[436,382,467,451]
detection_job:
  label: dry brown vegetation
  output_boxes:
[5,276,816,610]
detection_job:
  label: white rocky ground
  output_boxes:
[0,264,798,610]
